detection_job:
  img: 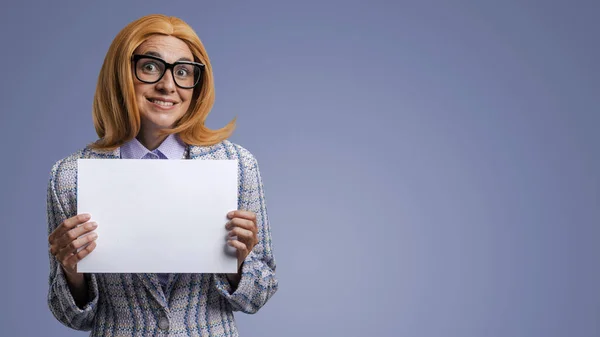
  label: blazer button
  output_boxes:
[158,316,169,331]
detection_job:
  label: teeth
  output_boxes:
[151,99,174,106]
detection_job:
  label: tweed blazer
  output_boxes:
[46,140,278,337]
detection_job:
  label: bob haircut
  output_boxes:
[90,14,235,151]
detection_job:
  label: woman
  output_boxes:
[46,14,278,336]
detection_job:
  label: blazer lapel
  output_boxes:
[83,146,120,159]
[136,273,168,307]
[188,142,224,160]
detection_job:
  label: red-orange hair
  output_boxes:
[90,14,235,150]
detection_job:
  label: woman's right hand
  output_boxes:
[48,213,98,275]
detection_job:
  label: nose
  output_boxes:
[155,69,176,93]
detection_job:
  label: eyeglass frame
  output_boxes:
[131,54,205,89]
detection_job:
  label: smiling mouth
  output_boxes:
[147,97,178,107]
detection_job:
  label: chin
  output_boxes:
[140,114,181,130]
[151,119,180,130]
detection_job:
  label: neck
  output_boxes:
[136,129,168,151]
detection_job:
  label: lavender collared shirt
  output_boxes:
[120,133,187,289]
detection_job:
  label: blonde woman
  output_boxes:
[46,14,278,336]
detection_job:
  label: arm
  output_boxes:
[64,272,89,308]
[213,155,279,314]
[47,161,99,330]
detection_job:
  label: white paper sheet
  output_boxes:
[76,159,238,273]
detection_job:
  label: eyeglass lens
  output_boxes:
[136,57,200,88]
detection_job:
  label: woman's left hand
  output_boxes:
[226,210,258,269]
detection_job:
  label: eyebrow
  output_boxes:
[143,51,193,62]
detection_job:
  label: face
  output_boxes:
[132,35,195,136]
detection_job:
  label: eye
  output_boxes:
[174,64,194,78]
[141,61,160,73]
[176,68,189,77]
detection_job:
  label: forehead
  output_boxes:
[134,35,193,62]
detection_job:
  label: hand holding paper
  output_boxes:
[226,210,259,269]
[48,213,99,275]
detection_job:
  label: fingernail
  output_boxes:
[91,233,98,240]
[228,211,234,217]
[91,222,98,227]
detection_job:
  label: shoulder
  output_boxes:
[189,140,259,168]
[50,145,119,181]
[48,148,86,189]
[223,140,259,167]
[47,148,89,216]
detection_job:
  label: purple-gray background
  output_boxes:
[0,0,598,336]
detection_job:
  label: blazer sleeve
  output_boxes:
[46,160,100,330]
[213,154,279,314]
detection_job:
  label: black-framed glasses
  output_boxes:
[131,54,204,89]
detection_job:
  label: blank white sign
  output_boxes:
[76,159,238,274]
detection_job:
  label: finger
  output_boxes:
[51,213,91,240]
[226,218,257,233]
[75,240,97,262]
[49,245,59,257]
[55,221,98,250]
[227,239,248,253]
[228,227,255,243]
[56,232,98,261]
[49,213,91,242]
[58,240,97,273]
[59,252,78,272]
[227,210,256,222]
